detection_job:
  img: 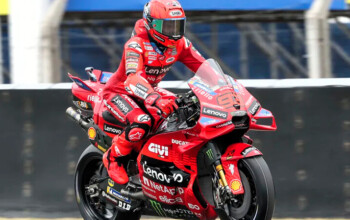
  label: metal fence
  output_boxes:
[60,18,350,82]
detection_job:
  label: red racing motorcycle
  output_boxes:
[66,59,277,220]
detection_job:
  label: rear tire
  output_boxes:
[74,145,141,220]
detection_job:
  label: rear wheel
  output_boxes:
[75,145,141,220]
[215,156,275,220]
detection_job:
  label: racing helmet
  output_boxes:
[143,0,186,48]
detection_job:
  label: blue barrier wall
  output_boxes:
[66,0,347,11]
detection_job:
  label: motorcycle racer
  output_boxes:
[102,0,205,185]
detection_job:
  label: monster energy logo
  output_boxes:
[206,149,214,160]
[150,200,167,217]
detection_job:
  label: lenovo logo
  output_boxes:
[202,107,228,119]
[145,65,172,75]
[103,124,122,135]
[248,100,260,115]
[142,163,183,184]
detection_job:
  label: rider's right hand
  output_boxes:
[145,93,178,117]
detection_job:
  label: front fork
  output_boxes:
[214,161,233,199]
[203,142,235,203]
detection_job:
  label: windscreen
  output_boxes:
[190,59,231,89]
[188,59,242,108]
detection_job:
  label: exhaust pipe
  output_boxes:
[121,189,146,201]
[66,107,89,129]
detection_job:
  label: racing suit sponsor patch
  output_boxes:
[146,51,157,56]
[128,42,143,53]
[145,65,172,75]
[130,84,148,99]
[136,83,149,93]
[104,100,125,122]
[166,57,175,63]
[126,63,138,69]
[126,69,137,75]
[145,46,153,51]
[126,58,139,63]
[112,95,132,115]
[148,56,157,60]
[121,94,139,108]
[126,51,140,57]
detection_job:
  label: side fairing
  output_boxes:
[137,131,217,220]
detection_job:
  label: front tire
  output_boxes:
[221,156,275,220]
[74,145,141,220]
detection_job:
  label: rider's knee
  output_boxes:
[124,121,151,142]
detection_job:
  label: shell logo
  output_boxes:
[231,179,242,192]
[88,127,97,140]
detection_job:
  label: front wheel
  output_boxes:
[217,156,275,220]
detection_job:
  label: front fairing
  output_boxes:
[187,60,245,139]
[187,59,276,140]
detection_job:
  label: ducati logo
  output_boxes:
[171,139,189,146]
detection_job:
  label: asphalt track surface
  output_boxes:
[0,218,348,220]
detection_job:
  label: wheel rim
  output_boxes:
[232,160,260,220]
[76,156,118,220]
[214,160,259,220]
[227,171,252,219]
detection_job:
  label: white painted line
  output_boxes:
[1,78,350,90]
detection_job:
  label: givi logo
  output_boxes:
[148,143,169,158]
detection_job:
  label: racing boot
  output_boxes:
[103,133,133,185]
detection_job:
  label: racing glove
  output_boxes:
[145,92,178,117]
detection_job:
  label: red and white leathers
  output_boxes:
[102,19,205,184]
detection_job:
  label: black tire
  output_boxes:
[74,145,141,220]
[226,156,275,220]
